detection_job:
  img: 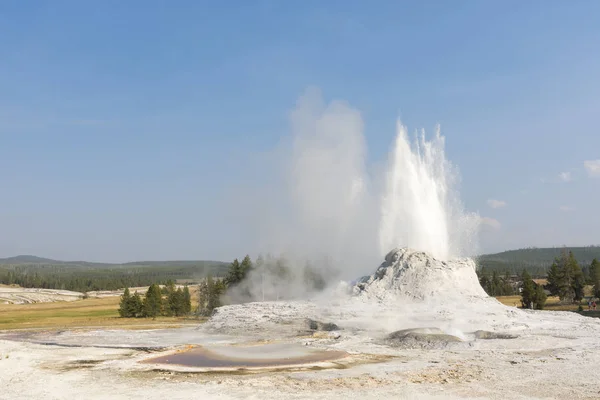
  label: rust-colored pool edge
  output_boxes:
[139,345,351,371]
[133,352,397,378]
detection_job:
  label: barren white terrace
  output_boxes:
[0,287,83,304]
[0,286,180,304]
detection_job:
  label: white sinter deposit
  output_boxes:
[0,287,83,304]
[352,248,488,302]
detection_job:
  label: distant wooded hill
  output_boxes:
[476,246,600,276]
[2,246,600,291]
[0,255,228,269]
[0,255,230,293]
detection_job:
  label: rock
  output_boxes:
[200,301,320,335]
[472,330,517,340]
[384,328,463,349]
[312,331,341,340]
[305,318,340,332]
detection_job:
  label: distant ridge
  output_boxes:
[479,246,600,263]
[3,246,600,274]
[0,255,61,265]
[477,246,600,274]
[0,255,228,269]
[0,255,231,292]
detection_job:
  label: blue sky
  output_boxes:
[1,1,599,262]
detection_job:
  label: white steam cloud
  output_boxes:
[230,87,480,301]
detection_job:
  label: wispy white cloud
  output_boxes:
[559,205,575,212]
[487,199,507,209]
[558,172,572,182]
[480,217,501,230]
[584,160,600,177]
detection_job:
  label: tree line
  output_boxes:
[119,281,191,318]
[195,255,258,316]
[546,251,600,302]
[518,250,599,310]
[477,269,518,296]
[519,270,547,310]
[478,249,600,310]
[117,254,262,319]
[477,246,600,275]
[0,263,228,293]
[195,254,331,316]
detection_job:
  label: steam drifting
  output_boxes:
[234,87,481,300]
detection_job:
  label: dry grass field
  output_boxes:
[0,295,202,331]
[495,295,591,311]
[496,285,596,311]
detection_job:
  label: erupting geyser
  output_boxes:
[239,90,483,297]
[264,89,482,283]
[378,123,479,261]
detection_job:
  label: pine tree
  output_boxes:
[557,250,575,302]
[546,260,561,296]
[491,270,501,296]
[589,258,600,298]
[172,288,186,316]
[182,285,192,314]
[521,270,536,309]
[224,258,242,286]
[502,271,514,296]
[165,280,176,294]
[520,270,546,310]
[230,255,254,299]
[569,251,585,302]
[197,276,224,316]
[534,284,547,310]
[478,268,491,295]
[550,250,585,303]
[119,287,132,317]
[197,279,209,316]
[167,287,184,316]
[206,276,221,312]
[240,255,253,279]
[582,265,591,285]
[130,291,143,317]
[143,284,163,318]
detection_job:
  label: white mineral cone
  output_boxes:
[352,247,489,302]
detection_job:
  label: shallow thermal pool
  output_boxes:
[141,343,349,368]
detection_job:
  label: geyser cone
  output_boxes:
[352,248,488,302]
